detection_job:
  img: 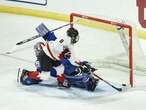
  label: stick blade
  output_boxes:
[36,23,49,37]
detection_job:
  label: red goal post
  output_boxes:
[70,13,133,87]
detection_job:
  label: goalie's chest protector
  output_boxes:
[41,39,65,61]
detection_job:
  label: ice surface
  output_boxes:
[0,13,146,110]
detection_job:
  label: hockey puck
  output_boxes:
[122,84,126,86]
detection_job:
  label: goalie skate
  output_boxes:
[18,68,42,85]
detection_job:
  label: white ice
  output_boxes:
[0,13,146,110]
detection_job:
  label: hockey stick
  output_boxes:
[93,73,122,92]
[16,23,71,46]
[16,35,40,46]
[5,23,72,54]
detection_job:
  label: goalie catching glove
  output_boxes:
[75,61,97,73]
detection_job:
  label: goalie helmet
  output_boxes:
[67,27,79,44]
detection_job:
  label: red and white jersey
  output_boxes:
[41,35,74,61]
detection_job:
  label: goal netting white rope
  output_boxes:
[70,13,146,87]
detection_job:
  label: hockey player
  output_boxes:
[20,23,79,87]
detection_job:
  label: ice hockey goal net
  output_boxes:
[69,13,139,87]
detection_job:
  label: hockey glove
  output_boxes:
[43,31,57,41]
[80,61,89,66]
[64,51,71,59]
[36,23,57,41]
[59,48,71,60]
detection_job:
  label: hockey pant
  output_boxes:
[34,42,61,77]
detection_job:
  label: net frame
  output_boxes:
[69,13,133,87]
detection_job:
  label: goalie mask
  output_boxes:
[67,27,79,44]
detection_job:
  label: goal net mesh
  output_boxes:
[70,13,146,87]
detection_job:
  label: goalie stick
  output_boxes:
[93,73,123,92]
